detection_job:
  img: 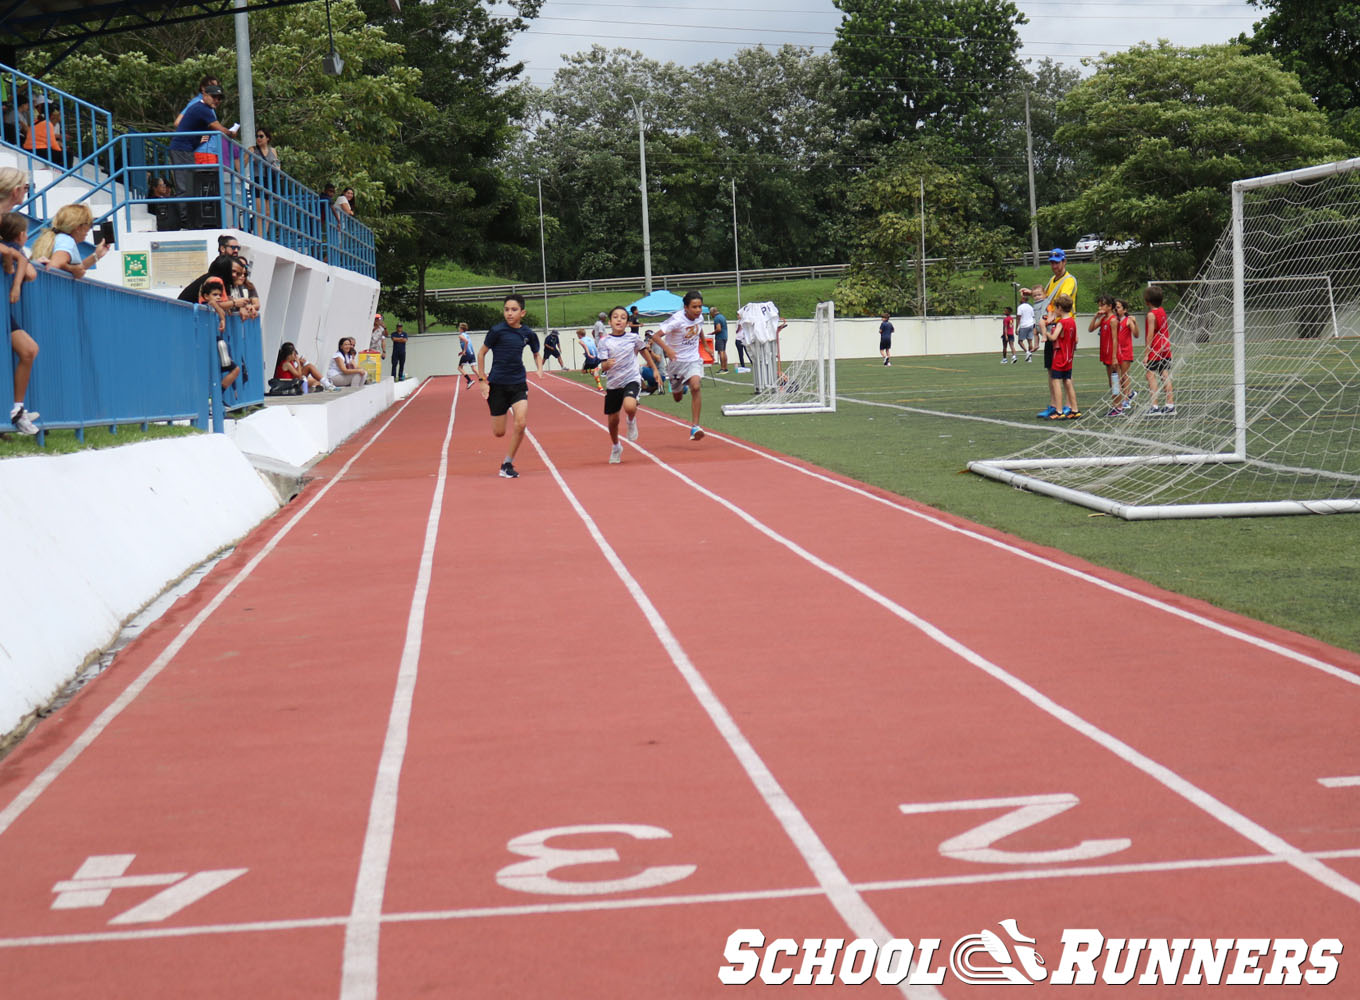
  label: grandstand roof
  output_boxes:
[1,0,317,56]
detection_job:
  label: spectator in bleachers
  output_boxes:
[333,186,355,225]
[229,257,260,318]
[1,211,39,435]
[174,76,220,128]
[178,253,243,308]
[250,126,279,238]
[31,204,109,278]
[273,341,327,392]
[147,176,180,232]
[326,336,368,389]
[199,276,242,394]
[0,167,29,214]
[23,106,63,168]
[3,96,32,148]
[168,84,233,227]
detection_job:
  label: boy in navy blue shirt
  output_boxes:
[476,294,543,479]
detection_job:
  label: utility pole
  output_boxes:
[919,176,927,318]
[538,178,550,332]
[1025,90,1040,267]
[233,0,255,150]
[629,97,653,295]
[731,178,741,310]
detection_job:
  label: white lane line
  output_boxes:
[1319,776,1360,788]
[525,426,946,1000]
[8,847,1360,950]
[338,382,461,1000]
[537,383,1360,911]
[0,379,437,840]
[607,381,1360,691]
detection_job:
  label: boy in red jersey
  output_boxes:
[1090,294,1120,414]
[1043,293,1080,419]
[1143,285,1175,416]
[1113,298,1138,414]
[1001,306,1016,363]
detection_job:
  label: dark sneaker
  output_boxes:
[499,461,519,479]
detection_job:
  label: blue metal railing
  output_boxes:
[21,130,377,280]
[1,267,264,444]
[0,65,115,185]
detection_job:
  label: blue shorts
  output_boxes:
[1049,368,1073,381]
[459,351,474,366]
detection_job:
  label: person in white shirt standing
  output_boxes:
[1016,288,1037,363]
[656,290,709,440]
[598,305,675,463]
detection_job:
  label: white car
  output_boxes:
[1074,234,1136,253]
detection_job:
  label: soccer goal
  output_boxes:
[969,156,1360,519]
[722,300,837,416]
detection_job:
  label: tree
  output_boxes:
[1247,0,1360,149]
[356,0,542,329]
[1042,42,1346,286]
[835,140,1020,316]
[832,0,1027,148]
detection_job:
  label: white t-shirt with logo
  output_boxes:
[657,308,705,364]
[598,330,646,389]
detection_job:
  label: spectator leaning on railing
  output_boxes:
[1,210,39,435]
[168,84,233,227]
[31,204,109,278]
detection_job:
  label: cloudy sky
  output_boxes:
[494,0,1263,86]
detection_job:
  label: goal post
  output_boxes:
[722,300,837,416]
[968,156,1360,519]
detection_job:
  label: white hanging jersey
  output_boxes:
[738,301,781,344]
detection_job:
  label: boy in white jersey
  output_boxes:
[599,305,675,463]
[657,289,709,440]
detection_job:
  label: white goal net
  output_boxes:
[970,157,1360,519]
[722,300,837,416]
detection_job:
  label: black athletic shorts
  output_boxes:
[604,382,640,415]
[487,381,528,416]
[1146,358,1171,373]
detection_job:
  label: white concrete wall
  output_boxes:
[399,313,1018,377]
[0,435,282,738]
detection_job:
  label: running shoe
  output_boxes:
[1107,406,1125,417]
[499,461,519,479]
[1037,405,1058,419]
[690,425,705,441]
[626,418,638,442]
[1064,409,1081,419]
[1146,405,1165,417]
[609,443,623,464]
[1162,404,1176,416]
[10,406,38,435]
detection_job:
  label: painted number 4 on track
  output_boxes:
[51,854,247,924]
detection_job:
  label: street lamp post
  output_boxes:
[628,97,654,296]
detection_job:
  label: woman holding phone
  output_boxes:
[30,203,109,279]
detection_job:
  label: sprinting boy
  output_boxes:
[657,289,708,440]
[457,322,476,386]
[598,305,675,463]
[476,293,543,479]
[1143,285,1175,415]
[1001,306,1016,363]
[1042,293,1079,420]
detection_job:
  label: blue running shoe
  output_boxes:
[1037,405,1058,419]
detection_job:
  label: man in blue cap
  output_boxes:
[1030,248,1078,418]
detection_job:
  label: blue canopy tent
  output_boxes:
[627,289,709,317]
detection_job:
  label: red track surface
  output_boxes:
[2,373,1359,998]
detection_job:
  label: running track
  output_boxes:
[1,374,1358,998]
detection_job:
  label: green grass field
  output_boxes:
[0,422,199,459]
[557,351,1360,654]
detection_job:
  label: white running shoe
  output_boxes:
[10,406,38,435]
[690,425,705,441]
[626,418,638,442]
[609,443,623,464]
